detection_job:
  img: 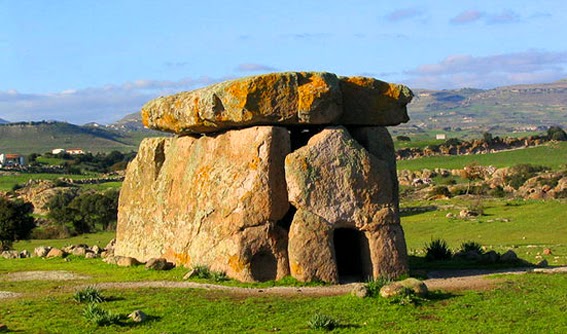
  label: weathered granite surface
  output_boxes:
[141,72,412,134]
[285,127,408,282]
[115,126,291,282]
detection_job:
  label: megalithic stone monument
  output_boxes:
[115,72,413,283]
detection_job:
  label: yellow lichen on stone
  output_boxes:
[164,248,191,267]
[290,261,303,276]
[297,73,329,111]
[228,254,247,273]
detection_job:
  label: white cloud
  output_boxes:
[385,8,425,22]
[235,63,277,72]
[0,76,230,125]
[450,9,521,25]
[402,50,567,89]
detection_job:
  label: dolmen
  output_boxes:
[115,72,413,283]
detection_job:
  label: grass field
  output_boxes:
[0,261,565,333]
[397,141,567,171]
[401,198,567,266]
[0,172,100,191]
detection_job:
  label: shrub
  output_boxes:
[507,164,549,189]
[428,186,451,198]
[366,277,393,297]
[396,135,411,142]
[459,241,484,255]
[0,198,35,250]
[190,265,229,282]
[425,238,452,261]
[388,287,428,306]
[74,286,105,303]
[83,304,122,326]
[31,224,72,239]
[307,313,339,331]
[547,126,567,141]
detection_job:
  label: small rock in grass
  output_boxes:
[85,252,98,259]
[543,248,552,255]
[380,278,428,298]
[351,283,369,298]
[1,251,19,259]
[145,258,175,271]
[19,249,31,258]
[128,310,147,323]
[91,245,101,254]
[116,256,141,267]
[0,323,8,332]
[34,246,51,257]
[46,248,66,258]
[183,269,197,280]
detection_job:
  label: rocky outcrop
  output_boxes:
[117,72,412,283]
[142,72,412,134]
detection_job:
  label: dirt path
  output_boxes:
[2,267,566,299]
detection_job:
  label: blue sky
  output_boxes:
[1,0,566,124]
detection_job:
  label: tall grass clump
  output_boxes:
[458,241,484,255]
[425,238,452,261]
[83,304,122,326]
[307,312,339,331]
[73,286,105,303]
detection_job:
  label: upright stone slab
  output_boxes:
[285,127,408,282]
[115,126,291,282]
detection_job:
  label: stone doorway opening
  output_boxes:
[333,228,372,282]
[250,250,277,282]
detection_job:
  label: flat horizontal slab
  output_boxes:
[141,72,412,134]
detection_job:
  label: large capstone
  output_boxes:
[141,72,412,134]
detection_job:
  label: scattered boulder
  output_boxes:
[85,252,98,259]
[34,246,51,257]
[380,278,428,298]
[145,258,175,271]
[351,283,370,298]
[128,310,147,323]
[46,248,66,258]
[19,250,30,258]
[1,251,19,259]
[91,245,101,254]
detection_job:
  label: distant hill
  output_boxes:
[0,118,9,124]
[406,79,567,133]
[0,121,140,155]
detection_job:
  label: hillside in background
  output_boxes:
[405,79,567,134]
[1,79,566,155]
[0,121,140,155]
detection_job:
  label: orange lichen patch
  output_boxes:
[297,73,330,111]
[290,261,303,276]
[164,248,192,267]
[248,156,260,170]
[228,254,247,273]
[226,80,250,111]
